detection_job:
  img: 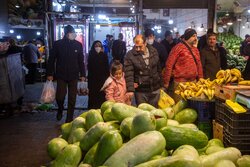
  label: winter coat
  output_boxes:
[47,37,85,81]
[101,73,131,104]
[200,45,227,80]
[87,41,110,109]
[152,41,168,69]
[124,44,163,93]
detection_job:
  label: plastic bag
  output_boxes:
[40,80,56,103]
[77,81,88,96]
[158,89,175,109]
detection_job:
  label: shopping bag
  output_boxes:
[40,80,56,103]
[158,89,175,109]
[77,81,88,96]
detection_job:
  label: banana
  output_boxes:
[179,83,187,90]
[207,89,212,100]
[195,87,203,97]
[180,92,187,100]
[238,80,250,85]
[231,68,241,78]
[225,72,232,83]
[175,90,181,95]
[230,76,238,83]
[211,89,215,99]
[216,70,225,79]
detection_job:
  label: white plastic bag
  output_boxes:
[77,81,88,96]
[40,80,56,103]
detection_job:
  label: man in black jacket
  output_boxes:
[124,34,163,107]
[112,33,126,64]
[144,29,167,69]
[47,25,86,122]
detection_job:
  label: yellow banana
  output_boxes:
[230,76,238,83]
[231,68,241,78]
[181,92,187,100]
[216,70,225,79]
[238,80,250,85]
[211,89,215,99]
[195,87,204,97]
[175,90,181,95]
[225,72,232,83]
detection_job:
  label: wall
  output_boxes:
[171,9,208,37]
[234,10,250,39]
[0,0,8,39]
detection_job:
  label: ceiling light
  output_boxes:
[15,4,20,8]
[173,27,177,32]
[225,12,229,16]
[168,19,173,25]
[36,31,41,36]
[16,35,21,39]
[157,29,161,34]
[9,30,14,34]
[222,25,227,28]
[246,18,250,24]
[248,9,250,13]
[95,24,100,29]
[227,22,233,25]
[242,25,245,29]
[237,16,242,21]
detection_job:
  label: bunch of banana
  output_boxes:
[215,68,243,85]
[175,78,215,101]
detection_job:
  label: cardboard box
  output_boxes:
[215,85,250,101]
[213,120,223,142]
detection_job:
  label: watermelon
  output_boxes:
[174,108,197,124]
[47,138,68,159]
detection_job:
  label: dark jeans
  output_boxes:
[134,89,160,108]
[56,79,78,122]
[26,63,37,84]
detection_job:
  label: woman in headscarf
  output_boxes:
[87,40,110,109]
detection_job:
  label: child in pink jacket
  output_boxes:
[101,60,132,105]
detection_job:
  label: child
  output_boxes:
[101,60,132,104]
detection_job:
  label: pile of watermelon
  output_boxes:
[47,101,250,167]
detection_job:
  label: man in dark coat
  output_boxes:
[161,30,177,55]
[197,28,213,51]
[240,34,250,57]
[112,33,127,64]
[243,43,250,80]
[200,32,227,80]
[47,25,86,122]
[144,29,167,69]
[124,34,163,107]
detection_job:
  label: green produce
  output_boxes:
[205,146,225,155]
[103,108,116,122]
[68,128,85,144]
[105,121,120,130]
[82,143,98,165]
[71,117,85,129]
[85,109,104,130]
[161,149,168,157]
[162,107,175,119]
[155,118,168,130]
[135,145,201,167]
[167,119,179,126]
[100,101,115,116]
[178,123,198,129]
[130,112,156,138]
[103,131,166,167]
[174,108,197,124]
[214,160,236,167]
[237,155,250,167]
[172,99,188,114]
[138,103,156,111]
[150,109,168,119]
[120,117,133,138]
[200,147,241,167]
[79,111,89,118]
[207,138,224,148]
[80,122,113,152]
[111,103,145,122]
[93,130,123,166]
[47,138,68,159]
[51,144,82,167]
[150,155,165,160]
[78,163,92,167]
[160,125,208,149]
[61,122,72,140]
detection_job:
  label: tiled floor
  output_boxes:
[0,82,88,167]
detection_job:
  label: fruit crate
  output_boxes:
[223,131,250,155]
[188,99,215,122]
[197,121,213,139]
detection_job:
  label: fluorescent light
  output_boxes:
[75,28,82,33]
[95,24,101,29]
[227,22,233,25]
[248,9,250,13]
[16,35,21,39]
[36,31,41,35]
[15,5,20,8]
[9,30,14,34]
[98,14,106,20]
[168,19,174,24]
[157,29,161,34]
[242,25,246,29]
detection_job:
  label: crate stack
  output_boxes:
[188,99,215,139]
[215,99,250,155]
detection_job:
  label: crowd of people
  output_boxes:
[46,25,250,123]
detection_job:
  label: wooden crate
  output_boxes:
[215,85,250,101]
[213,120,223,142]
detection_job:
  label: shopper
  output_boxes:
[163,28,203,100]
[47,25,86,122]
[88,40,109,109]
[144,29,167,69]
[161,30,177,55]
[240,34,250,57]
[124,34,163,107]
[7,38,22,55]
[112,33,127,64]
[243,43,250,80]
[103,34,111,55]
[101,60,132,104]
[22,40,40,84]
[200,32,227,80]
[197,28,213,51]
